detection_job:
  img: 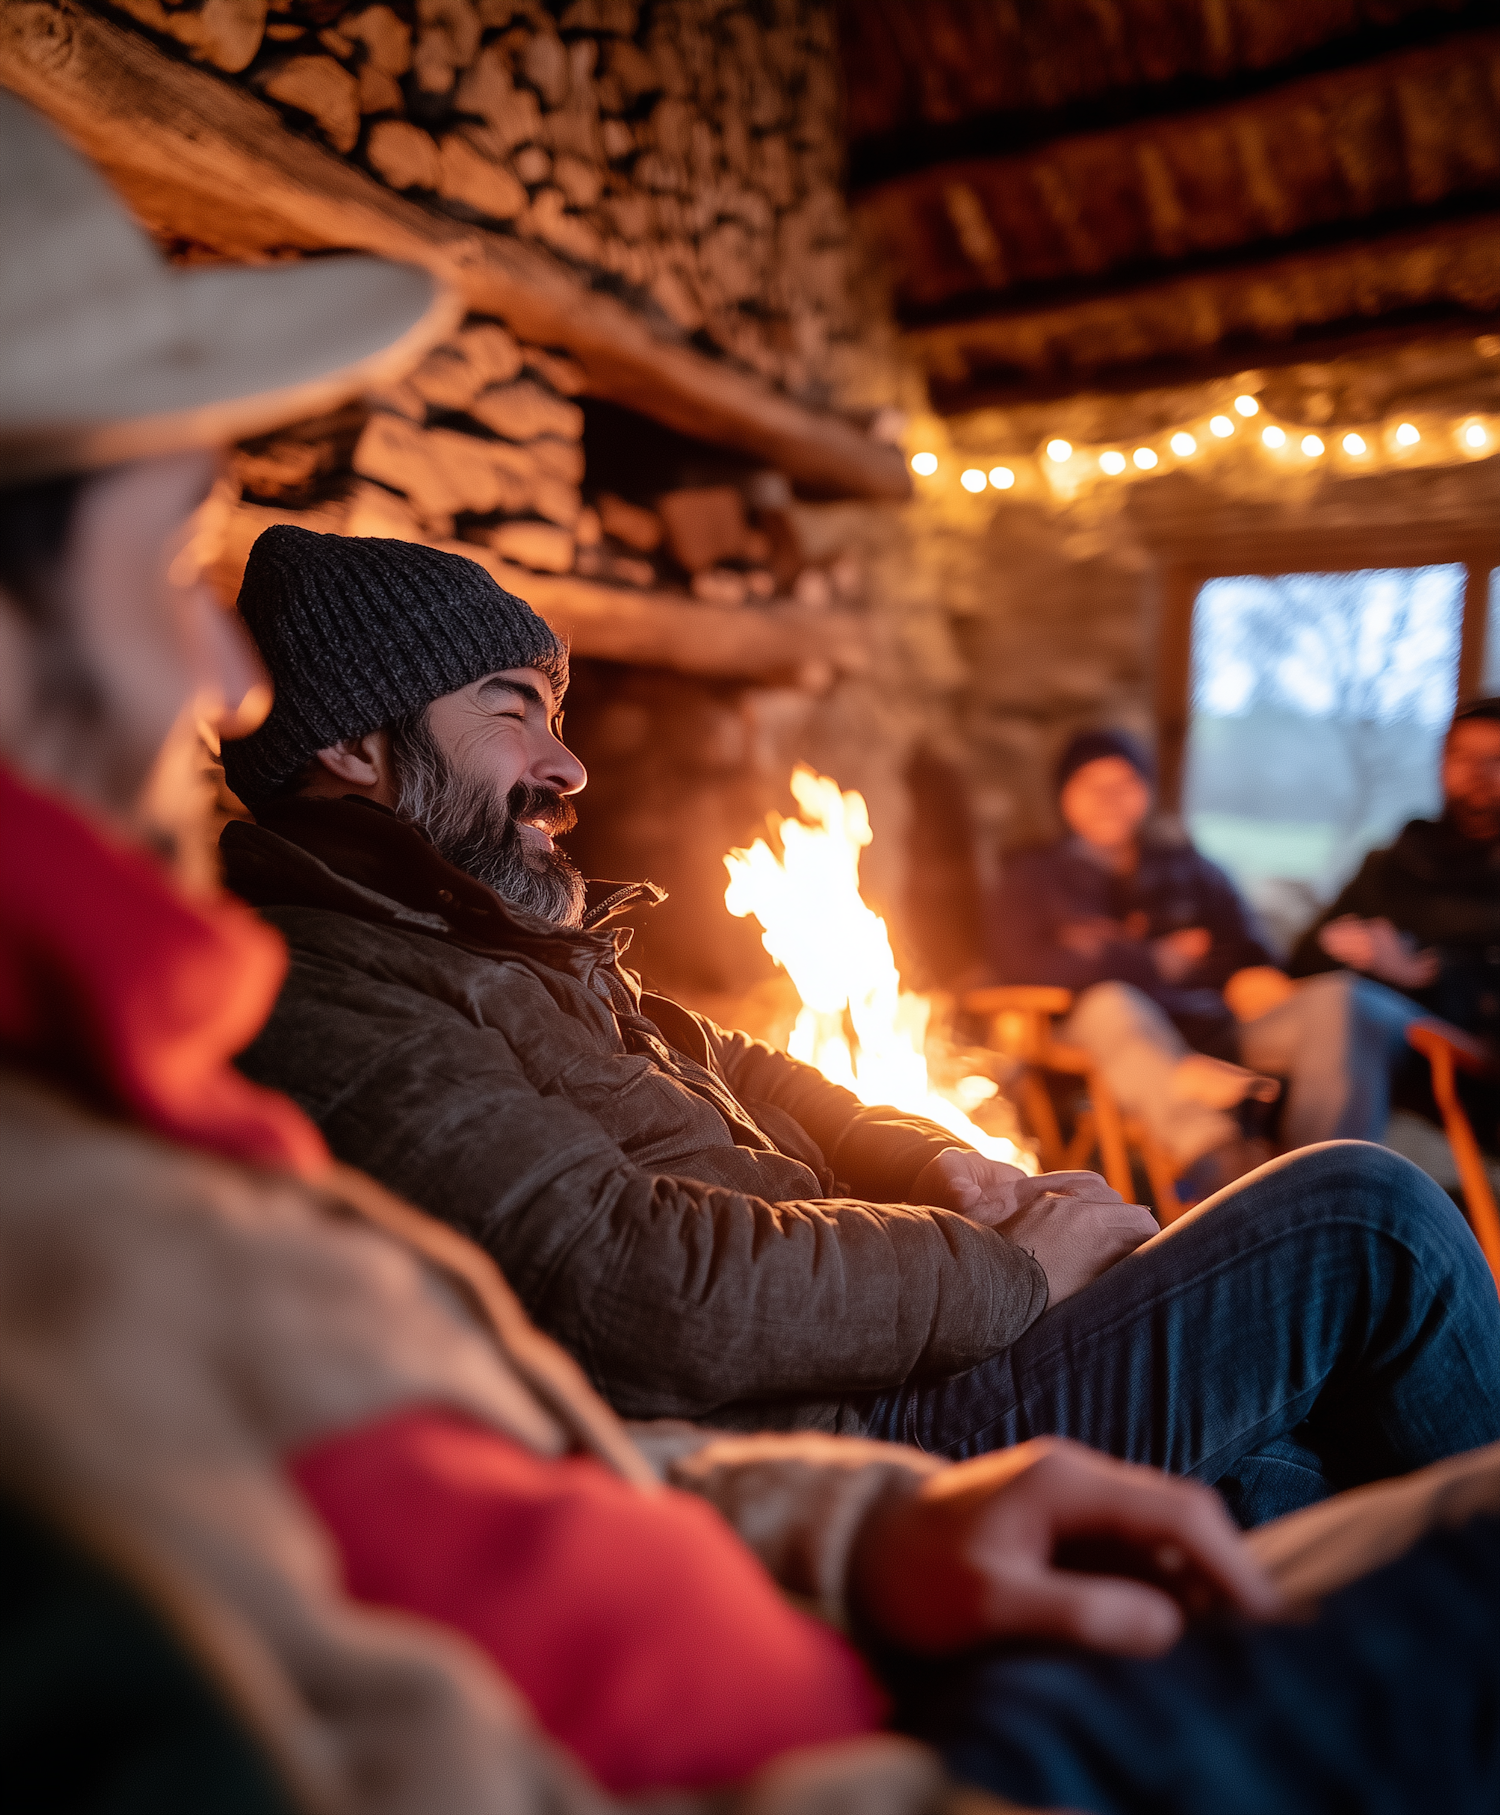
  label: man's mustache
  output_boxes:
[507,782,577,837]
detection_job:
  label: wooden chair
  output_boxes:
[1407,1021,1500,1289]
[964,987,1500,1285]
[961,985,1191,1223]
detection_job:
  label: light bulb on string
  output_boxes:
[1302,434,1325,456]
[1262,425,1286,448]
[910,451,938,475]
[1133,447,1158,469]
[1209,415,1234,437]
[1099,451,1126,475]
[960,468,987,492]
[1342,433,1367,456]
[1170,432,1197,456]
[1395,422,1421,446]
[1463,421,1489,450]
[1046,438,1073,462]
[1235,395,1260,416]
[989,465,1015,490]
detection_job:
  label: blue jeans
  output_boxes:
[892,1514,1500,1814]
[862,1143,1500,1523]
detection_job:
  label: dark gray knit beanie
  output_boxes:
[221,525,567,810]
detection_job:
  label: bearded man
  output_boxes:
[219,527,1500,1526]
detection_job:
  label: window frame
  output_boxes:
[1153,525,1500,815]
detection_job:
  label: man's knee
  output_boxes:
[1067,981,1161,1044]
[1240,1140,1476,1258]
[1297,970,1414,1047]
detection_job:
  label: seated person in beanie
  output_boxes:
[989,730,1421,1197]
[215,526,1500,1524]
[15,102,1500,1815]
[1291,698,1500,1144]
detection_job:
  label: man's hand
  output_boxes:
[1319,914,1439,988]
[1057,916,1125,959]
[853,1438,1282,1657]
[1151,925,1212,983]
[912,1149,1158,1304]
[1222,964,1297,1023]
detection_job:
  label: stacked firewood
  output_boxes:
[229,306,864,604]
[104,0,858,406]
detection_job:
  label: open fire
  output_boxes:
[724,766,1034,1169]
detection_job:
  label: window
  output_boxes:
[1183,567,1463,932]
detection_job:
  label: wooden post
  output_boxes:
[1459,559,1493,705]
[1154,562,1200,816]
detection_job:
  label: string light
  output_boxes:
[925,404,1493,495]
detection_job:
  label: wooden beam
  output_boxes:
[1460,562,1492,705]
[0,2,909,504]
[1152,563,1200,817]
[215,503,873,685]
[905,211,1500,411]
[856,28,1500,320]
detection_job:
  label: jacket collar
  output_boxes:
[221,795,665,985]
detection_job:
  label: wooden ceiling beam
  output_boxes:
[0,1,909,504]
[842,0,1493,186]
[907,211,1500,411]
[854,28,1500,322]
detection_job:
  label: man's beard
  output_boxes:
[390,710,587,927]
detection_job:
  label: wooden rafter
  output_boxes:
[0,1,909,503]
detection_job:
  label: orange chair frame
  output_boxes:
[966,989,1500,1282]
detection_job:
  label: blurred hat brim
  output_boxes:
[0,253,460,485]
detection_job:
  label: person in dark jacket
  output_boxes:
[989,731,1420,1197]
[214,529,1500,1525]
[1290,697,1500,1143]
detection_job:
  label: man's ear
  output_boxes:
[307,729,396,803]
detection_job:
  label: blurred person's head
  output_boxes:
[1443,700,1500,842]
[221,527,588,925]
[0,90,453,840]
[1055,729,1155,856]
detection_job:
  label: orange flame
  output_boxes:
[725,766,1033,1168]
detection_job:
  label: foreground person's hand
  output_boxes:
[853,1438,1283,1656]
[913,1149,1159,1303]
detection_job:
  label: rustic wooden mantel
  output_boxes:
[217,503,873,687]
[0,0,909,504]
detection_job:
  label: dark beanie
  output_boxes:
[1054,728,1156,796]
[221,525,567,810]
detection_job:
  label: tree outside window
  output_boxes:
[1184,566,1463,947]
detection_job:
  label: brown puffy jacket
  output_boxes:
[221,797,1048,1427]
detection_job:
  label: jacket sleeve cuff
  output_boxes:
[625,1423,942,1628]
